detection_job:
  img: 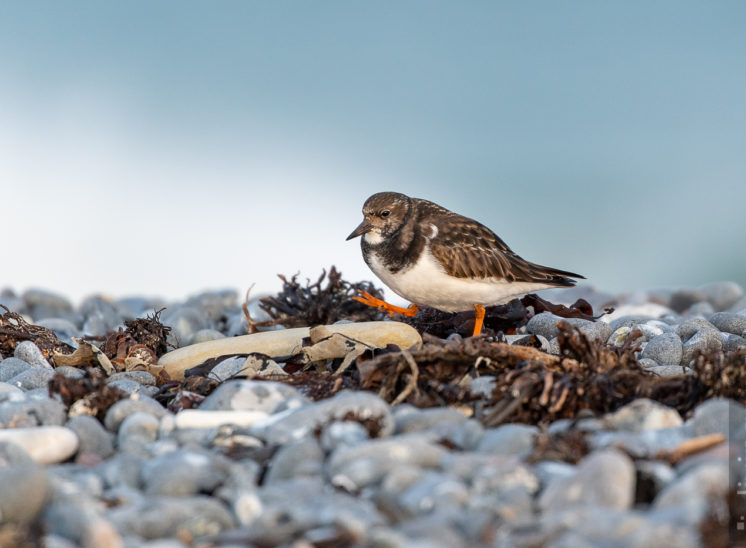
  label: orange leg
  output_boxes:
[473,304,485,336]
[353,290,419,317]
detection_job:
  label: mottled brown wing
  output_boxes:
[429,213,582,285]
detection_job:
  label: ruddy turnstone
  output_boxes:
[346,192,584,336]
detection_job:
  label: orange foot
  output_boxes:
[354,290,418,317]
[473,304,486,336]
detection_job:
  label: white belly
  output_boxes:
[367,247,556,313]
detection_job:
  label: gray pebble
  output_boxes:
[394,407,467,434]
[22,288,73,320]
[653,462,728,521]
[640,332,682,365]
[264,437,324,483]
[142,449,230,497]
[476,423,539,457]
[8,367,56,390]
[320,421,370,453]
[107,371,157,386]
[708,311,746,336]
[108,496,236,540]
[54,366,85,379]
[0,462,50,523]
[13,341,52,369]
[600,399,682,431]
[200,379,307,413]
[188,328,226,345]
[0,357,33,382]
[724,333,746,352]
[533,460,577,489]
[256,390,393,446]
[35,318,81,348]
[397,470,469,516]
[608,315,652,332]
[113,296,167,319]
[669,289,707,313]
[699,281,744,311]
[681,327,722,363]
[527,313,611,343]
[425,418,485,451]
[107,379,159,398]
[185,289,238,322]
[687,398,746,438]
[207,356,249,382]
[161,306,208,347]
[328,437,446,491]
[66,415,115,459]
[104,396,169,433]
[589,426,690,458]
[675,317,717,340]
[80,296,124,336]
[685,301,715,316]
[539,449,635,511]
[117,412,160,454]
[95,453,145,489]
[0,382,25,400]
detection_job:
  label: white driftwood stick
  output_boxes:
[158,321,422,380]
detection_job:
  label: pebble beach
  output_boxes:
[0,280,744,547]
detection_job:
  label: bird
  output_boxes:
[346,191,584,336]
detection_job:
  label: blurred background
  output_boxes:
[2,0,745,304]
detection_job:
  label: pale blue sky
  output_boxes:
[2,1,745,302]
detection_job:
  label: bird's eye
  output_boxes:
[381,210,390,218]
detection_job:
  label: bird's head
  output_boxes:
[346,192,410,244]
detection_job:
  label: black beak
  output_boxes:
[346,220,373,240]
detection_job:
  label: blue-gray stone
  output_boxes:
[54,366,85,379]
[0,357,33,382]
[103,396,168,433]
[106,371,156,386]
[0,397,67,427]
[669,289,707,313]
[539,449,635,511]
[477,423,539,457]
[66,415,115,459]
[8,368,56,390]
[107,496,236,540]
[681,328,722,363]
[0,462,50,523]
[640,333,682,365]
[200,379,307,413]
[608,315,653,333]
[724,333,746,352]
[675,318,717,341]
[527,313,611,343]
[35,318,81,348]
[141,449,231,496]
[264,437,324,483]
[13,341,52,369]
[21,289,73,320]
[708,312,746,336]
[80,296,124,336]
[161,306,208,348]
[699,281,744,311]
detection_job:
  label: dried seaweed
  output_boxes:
[101,308,171,363]
[0,304,73,359]
[48,369,128,420]
[247,266,385,331]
